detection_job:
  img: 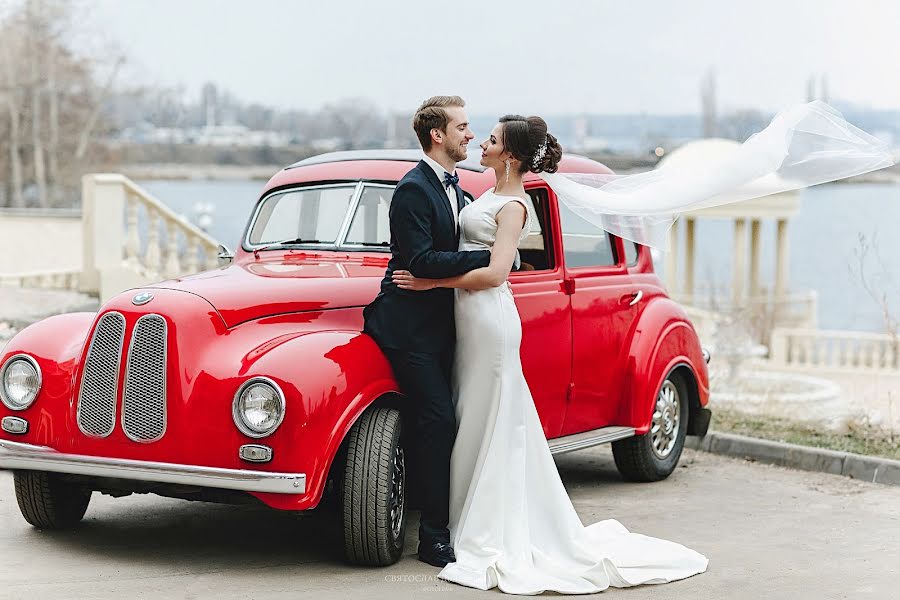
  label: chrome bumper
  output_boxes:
[0,440,306,494]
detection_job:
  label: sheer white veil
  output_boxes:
[539,101,896,249]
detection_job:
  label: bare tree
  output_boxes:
[28,0,48,207]
[848,231,899,366]
[0,16,25,208]
[74,54,123,160]
[0,0,121,208]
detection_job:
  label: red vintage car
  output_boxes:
[0,150,711,566]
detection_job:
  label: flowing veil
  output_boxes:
[539,101,896,249]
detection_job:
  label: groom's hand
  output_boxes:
[393,270,436,292]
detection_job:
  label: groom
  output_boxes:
[363,96,491,567]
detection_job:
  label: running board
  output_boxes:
[548,426,636,455]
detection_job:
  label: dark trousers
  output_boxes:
[382,346,456,546]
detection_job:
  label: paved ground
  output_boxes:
[0,287,97,340]
[1,446,897,600]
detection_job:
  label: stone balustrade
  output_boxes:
[769,327,899,373]
[80,174,222,301]
[0,270,82,290]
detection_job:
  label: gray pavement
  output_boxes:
[1,446,897,600]
[0,287,98,342]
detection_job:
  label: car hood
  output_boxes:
[146,254,386,328]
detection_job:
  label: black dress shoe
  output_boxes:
[417,541,456,567]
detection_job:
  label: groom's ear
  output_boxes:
[430,127,443,146]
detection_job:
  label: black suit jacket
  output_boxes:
[363,161,491,352]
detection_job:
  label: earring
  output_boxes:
[505,159,510,183]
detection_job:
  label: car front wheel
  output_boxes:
[612,371,690,482]
[341,406,406,566]
[13,470,91,529]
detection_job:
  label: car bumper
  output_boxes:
[0,440,306,495]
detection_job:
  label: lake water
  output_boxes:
[138,179,900,333]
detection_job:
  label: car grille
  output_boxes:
[122,315,167,442]
[76,312,168,442]
[77,312,125,437]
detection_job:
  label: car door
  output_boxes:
[508,186,571,439]
[558,201,642,436]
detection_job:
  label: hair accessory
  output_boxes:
[531,136,549,170]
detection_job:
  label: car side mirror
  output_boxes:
[217,244,234,267]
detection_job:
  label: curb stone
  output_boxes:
[685,431,900,486]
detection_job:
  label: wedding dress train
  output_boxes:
[437,190,708,595]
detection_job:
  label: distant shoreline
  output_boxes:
[117,163,282,181]
[114,161,900,184]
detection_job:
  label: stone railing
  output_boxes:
[81,174,222,301]
[677,284,818,329]
[0,270,82,290]
[0,207,83,291]
[769,327,900,373]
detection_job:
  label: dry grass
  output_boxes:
[711,407,900,461]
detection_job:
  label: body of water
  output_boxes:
[138,179,900,333]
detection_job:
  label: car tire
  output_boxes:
[612,370,690,482]
[13,470,91,529]
[341,406,406,566]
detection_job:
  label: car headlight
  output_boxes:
[1,355,41,410]
[232,377,285,438]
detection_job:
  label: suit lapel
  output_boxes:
[417,161,456,231]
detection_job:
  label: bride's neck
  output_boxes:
[494,171,525,195]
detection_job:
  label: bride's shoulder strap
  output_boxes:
[496,196,532,234]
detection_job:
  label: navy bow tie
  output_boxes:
[443,171,460,189]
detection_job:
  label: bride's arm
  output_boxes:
[393,202,526,291]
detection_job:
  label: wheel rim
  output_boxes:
[389,445,405,540]
[650,379,680,459]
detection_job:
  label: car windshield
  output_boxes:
[247,183,398,251]
[248,184,356,246]
[344,185,392,247]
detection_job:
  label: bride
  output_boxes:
[391,115,709,594]
[391,106,893,594]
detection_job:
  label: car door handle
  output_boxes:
[621,290,643,306]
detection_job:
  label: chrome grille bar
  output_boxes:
[122,314,167,443]
[77,312,125,438]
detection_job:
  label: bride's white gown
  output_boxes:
[437,190,709,595]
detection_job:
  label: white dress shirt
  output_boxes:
[422,154,459,231]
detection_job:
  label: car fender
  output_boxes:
[238,329,399,510]
[622,297,709,434]
[0,313,94,438]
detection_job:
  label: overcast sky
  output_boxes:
[91,0,900,115]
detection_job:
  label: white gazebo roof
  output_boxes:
[657,138,800,219]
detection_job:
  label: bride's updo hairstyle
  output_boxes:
[499,115,563,174]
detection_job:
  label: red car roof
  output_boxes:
[260,150,614,198]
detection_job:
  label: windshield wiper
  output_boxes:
[355,241,390,247]
[253,238,326,258]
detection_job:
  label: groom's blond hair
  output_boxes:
[413,95,466,152]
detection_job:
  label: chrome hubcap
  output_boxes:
[651,380,680,459]
[389,446,405,540]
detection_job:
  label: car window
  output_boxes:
[345,185,392,246]
[519,188,554,271]
[249,185,356,244]
[558,202,618,268]
[624,240,639,265]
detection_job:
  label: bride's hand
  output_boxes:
[393,270,436,291]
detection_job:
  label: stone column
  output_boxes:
[732,218,747,304]
[80,174,126,296]
[749,219,762,297]
[775,218,790,299]
[684,218,696,303]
